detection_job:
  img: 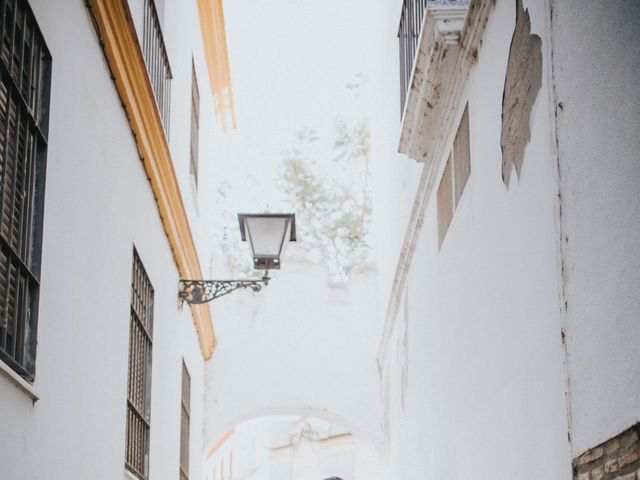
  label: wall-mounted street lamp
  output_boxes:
[179,213,296,304]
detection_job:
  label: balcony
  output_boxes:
[398,0,468,118]
[397,0,468,163]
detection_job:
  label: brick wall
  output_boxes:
[574,424,640,480]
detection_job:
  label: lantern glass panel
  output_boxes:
[244,217,289,258]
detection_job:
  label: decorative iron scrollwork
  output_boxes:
[179,273,270,304]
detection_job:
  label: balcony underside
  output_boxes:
[398,5,468,163]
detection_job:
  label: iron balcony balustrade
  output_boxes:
[398,0,468,118]
[142,0,172,137]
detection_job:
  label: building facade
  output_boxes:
[376,0,640,478]
[0,0,233,479]
[204,416,383,480]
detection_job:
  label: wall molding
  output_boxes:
[378,0,494,366]
[87,0,216,359]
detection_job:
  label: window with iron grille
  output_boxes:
[142,0,172,136]
[179,360,191,480]
[126,249,154,480]
[0,0,51,380]
[189,60,199,187]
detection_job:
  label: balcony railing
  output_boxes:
[398,0,467,117]
[398,0,428,117]
[142,0,172,136]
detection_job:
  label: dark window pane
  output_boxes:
[0,0,50,380]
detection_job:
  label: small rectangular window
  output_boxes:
[453,105,470,206]
[437,155,454,247]
[189,61,200,187]
[180,361,191,480]
[437,103,470,248]
[125,249,154,480]
[0,0,52,380]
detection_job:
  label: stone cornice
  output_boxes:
[378,0,494,366]
[399,6,467,159]
[87,0,216,359]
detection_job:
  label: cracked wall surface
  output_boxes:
[551,0,640,457]
[500,0,542,188]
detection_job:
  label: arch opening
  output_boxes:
[203,408,386,480]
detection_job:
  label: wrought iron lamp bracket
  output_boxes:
[179,272,270,304]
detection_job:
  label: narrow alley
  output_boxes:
[0,1,639,480]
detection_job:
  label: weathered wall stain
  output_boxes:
[500,0,542,188]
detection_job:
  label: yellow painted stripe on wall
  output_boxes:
[198,0,237,131]
[87,0,216,359]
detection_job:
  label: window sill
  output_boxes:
[0,358,40,401]
[124,470,139,480]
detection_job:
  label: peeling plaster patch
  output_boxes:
[500,0,542,188]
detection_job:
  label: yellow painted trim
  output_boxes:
[87,0,216,359]
[197,0,237,131]
[206,427,236,458]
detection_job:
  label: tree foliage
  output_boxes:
[278,115,373,281]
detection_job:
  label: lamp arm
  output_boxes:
[179,272,270,304]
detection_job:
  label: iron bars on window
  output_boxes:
[125,249,155,480]
[0,0,51,380]
[398,0,429,117]
[142,0,172,137]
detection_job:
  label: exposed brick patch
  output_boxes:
[574,424,640,480]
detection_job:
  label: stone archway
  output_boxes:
[203,407,387,480]
[203,262,385,457]
[205,405,384,452]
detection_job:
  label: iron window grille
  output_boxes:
[0,0,51,380]
[189,60,199,187]
[142,0,172,137]
[126,249,155,480]
[180,361,191,480]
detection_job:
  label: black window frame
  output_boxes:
[0,0,52,381]
[125,248,155,480]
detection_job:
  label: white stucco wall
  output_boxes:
[204,258,384,450]
[0,1,216,479]
[550,0,640,456]
[378,0,572,478]
[130,0,226,258]
[367,0,424,309]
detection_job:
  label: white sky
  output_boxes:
[216,0,394,212]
